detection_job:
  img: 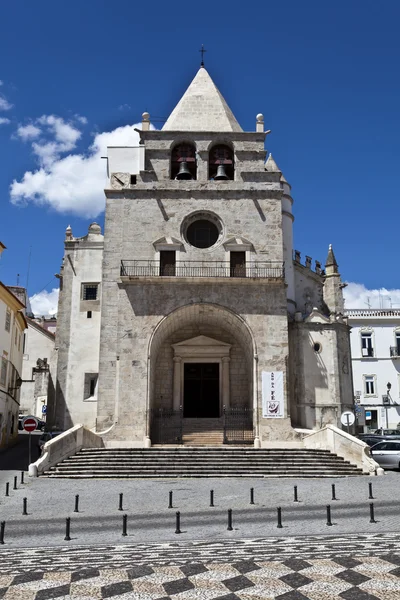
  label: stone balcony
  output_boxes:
[120,260,285,283]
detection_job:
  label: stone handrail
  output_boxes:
[303,424,383,475]
[29,424,104,477]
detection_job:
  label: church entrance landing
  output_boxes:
[183,363,219,418]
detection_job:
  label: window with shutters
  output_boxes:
[5,308,11,332]
[0,358,7,387]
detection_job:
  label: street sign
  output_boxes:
[340,411,355,427]
[365,410,372,420]
[42,405,47,414]
[22,415,38,432]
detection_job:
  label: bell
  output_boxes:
[214,164,229,180]
[175,161,193,180]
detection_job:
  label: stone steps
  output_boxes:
[41,448,364,478]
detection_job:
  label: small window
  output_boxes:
[313,342,322,353]
[5,308,11,332]
[364,375,376,395]
[0,358,7,387]
[82,284,98,301]
[87,311,92,319]
[84,373,98,400]
[361,332,374,357]
[159,251,176,276]
[130,175,137,185]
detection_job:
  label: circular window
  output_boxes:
[313,342,322,353]
[186,219,218,249]
[182,212,223,249]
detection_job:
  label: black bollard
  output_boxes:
[250,488,255,505]
[227,509,233,531]
[294,485,298,502]
[168,491,173,509]
[277,507,283,528]
[22,498,27,516]
[64,517,71,541]
[118,493,123,511]
[175,511,181,534]
[20,471,24,485]
[122,514,128,536]
[326,504,333,526]
[13,476,17,490]
[74,494,79,513]
[369,502,377,524]
[331,484,337,501]
[5,483,9,497]
[368,482,374,500]
[210,490,214,507]
[0,521,4,544]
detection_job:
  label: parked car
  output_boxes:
[357,432,400,447]
[373,429,400,436]
[38,430,64,453]
[370,440,400,469]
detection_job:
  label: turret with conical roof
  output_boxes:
[162,67,243,132]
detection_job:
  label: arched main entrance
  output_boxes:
[147,303,256,444]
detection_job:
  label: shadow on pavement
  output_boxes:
[0,432,42,471]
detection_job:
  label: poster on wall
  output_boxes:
[262,371,284,418]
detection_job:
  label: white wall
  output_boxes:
[348,310,400,429]
[20,321,55,417]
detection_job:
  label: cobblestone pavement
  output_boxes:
[1,473,400,547]
[2,534,400,598]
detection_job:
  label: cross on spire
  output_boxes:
[199,44,207,67]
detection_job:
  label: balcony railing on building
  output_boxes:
[390,346,400,358]
[121,260,284,279]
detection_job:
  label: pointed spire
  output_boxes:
[162,68,242,132]
[265,153,280,172]
[325,244,338,272]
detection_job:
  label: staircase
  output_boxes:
[41,448,364,478]
[182,418,224,445]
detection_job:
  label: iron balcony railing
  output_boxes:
[390,346,400,358]
[121,260,285,279]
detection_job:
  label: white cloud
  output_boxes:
[30,288,59,316]
[344,282,400,310]
[0,80,3,86]
[118,104,131,111]
[0,95,12,111]
[17,123,41,140]
[0,117,10,125]
[10,121,153,218]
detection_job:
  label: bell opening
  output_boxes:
[209,144,234,180]
[171,143,197,180]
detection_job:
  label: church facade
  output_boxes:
[51,67,353,447]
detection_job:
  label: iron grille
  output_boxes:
[390,346,400,358]
[150,408,183,444]
[121,260,284,279]
[223,407,254,444]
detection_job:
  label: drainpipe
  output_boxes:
[144,354,151,447]
[253,354,261,448]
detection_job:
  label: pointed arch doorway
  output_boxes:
[172,336,231,418]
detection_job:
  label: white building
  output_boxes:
[19,317,56,420]
[0,280,27,448]
[347,308,400,431]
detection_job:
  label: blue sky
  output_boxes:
[0,0,399,313]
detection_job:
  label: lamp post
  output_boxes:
[383,382,392,429]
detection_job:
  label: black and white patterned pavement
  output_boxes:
[2,533,400,598]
